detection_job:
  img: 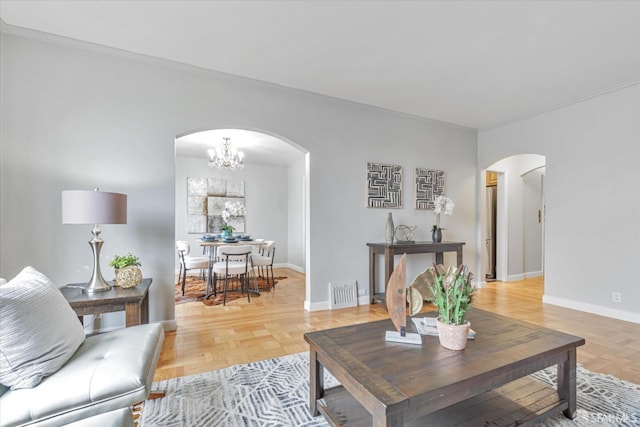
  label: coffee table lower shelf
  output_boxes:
[316,375,568,427]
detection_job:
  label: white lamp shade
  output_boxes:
[61,190,127,224]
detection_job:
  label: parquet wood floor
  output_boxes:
[155,269,640,385]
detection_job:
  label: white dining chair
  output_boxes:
[251,241,276,288]
[208,245,259,305]
[176,240,210,295]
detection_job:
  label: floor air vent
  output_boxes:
[329,281,358,309]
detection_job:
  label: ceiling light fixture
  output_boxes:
[207,137,244,170]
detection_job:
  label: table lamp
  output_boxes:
[62,189,127,293]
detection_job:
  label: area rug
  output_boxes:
[174,275,286,306]
[139,352,639,427]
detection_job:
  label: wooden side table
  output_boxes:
[60,278,152,327]
[367,241,465,304]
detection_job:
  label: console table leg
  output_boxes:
[435,252,444,265]
[384,247,394,290]
[369,247,376,304]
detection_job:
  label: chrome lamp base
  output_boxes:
[84,233,112,293]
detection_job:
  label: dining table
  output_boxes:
[199,238,268,258]
[198,238,269,291]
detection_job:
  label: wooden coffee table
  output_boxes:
[304,309,585,426]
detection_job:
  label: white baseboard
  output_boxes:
[304,299,330,312]
[160,319,177,331]
[542,295,640,324]
[474,280,487,289]
[506,271,543,282]
[358,295,371,305]
[305,295,372,312]
[525,271,544,278]
[275,263,304,273]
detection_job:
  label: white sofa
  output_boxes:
[0,267,165,426]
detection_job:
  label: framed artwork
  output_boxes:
[367,162,402,208]
[186,177,245,233]
[415,168,445,209]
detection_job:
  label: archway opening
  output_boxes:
[482,154,546,288]
[173,128,309,305]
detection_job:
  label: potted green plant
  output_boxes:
[109,253,142,288]
[428,264,475,350]
[220,223,235,239]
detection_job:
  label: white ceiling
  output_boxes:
[2,0,640,162]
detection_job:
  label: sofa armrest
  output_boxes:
[0,323,164,427]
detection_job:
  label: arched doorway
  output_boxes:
[173,128,308,303]
[482,154,546,285]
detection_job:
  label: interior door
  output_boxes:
[485,185,497,279]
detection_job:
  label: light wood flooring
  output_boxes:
[155,269,640,385]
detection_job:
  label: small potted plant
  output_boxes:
[220,223,235,239]
[109,253,142,288]
[428,264,475,350]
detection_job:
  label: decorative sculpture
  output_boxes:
[394,225,417,243]
[384,254,422,345]
[409,268,437,302]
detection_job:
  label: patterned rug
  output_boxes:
[174,275,286,306]
[139,352,639,427]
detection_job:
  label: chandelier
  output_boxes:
[207,137,244,170]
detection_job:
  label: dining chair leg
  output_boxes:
[181,266,187,295]
[206,272,220,300]
[223,274,229,306]
[251,268,260,296]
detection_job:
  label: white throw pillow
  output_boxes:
[0,266,85,389]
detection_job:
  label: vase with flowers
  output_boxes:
[432,195,455,242]
[221,201,246,239]
[428,263,475,350]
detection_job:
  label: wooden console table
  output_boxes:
[60,278,152,327]
[367,241,465,304]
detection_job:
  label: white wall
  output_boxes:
[287,156,306,272]
[0,30,478,329]
[479,84,640,323]
[174,155,297,269]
